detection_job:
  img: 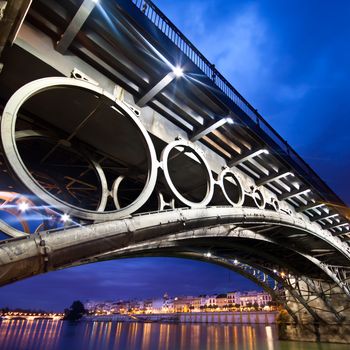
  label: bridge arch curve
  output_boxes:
[66,247,332,324]
[1,207,349,297]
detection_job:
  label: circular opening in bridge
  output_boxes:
[161,141,214,207]
[252,188,265,209]
[220,169,244,207]
[2,78,158,220]
[272,198,280,211]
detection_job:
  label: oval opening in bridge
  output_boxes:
[161,142,214,207]
[1,78,158,220]
[252,188,265,209]
[221,170,244,207]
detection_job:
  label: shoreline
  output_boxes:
[84,311,278,325]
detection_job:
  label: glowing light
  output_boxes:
[233,259,239,265]
[204,252,212,258]
[18,201,29,213]
[225,117,234,125]
[280,272,286,278]
[61,213,71,223]
[172,66,183,77]
[273,269,277,274]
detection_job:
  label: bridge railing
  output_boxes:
[130,0,345,206]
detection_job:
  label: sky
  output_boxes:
[1,0,350,310]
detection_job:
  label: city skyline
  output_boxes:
[0,258,257,311]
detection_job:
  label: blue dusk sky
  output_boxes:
[1,0,350,311]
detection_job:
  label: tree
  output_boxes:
[276,309,290,340]
[63,300,86,321]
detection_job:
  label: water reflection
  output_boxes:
[0,319,348,350]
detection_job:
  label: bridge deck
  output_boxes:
[12,0,347,239]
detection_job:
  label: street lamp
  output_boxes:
[18,201,29,213]
[61,213,71,223]
[173,66,184,77]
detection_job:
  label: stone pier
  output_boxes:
[280,279,350,343]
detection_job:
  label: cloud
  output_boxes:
[276,83,311,102]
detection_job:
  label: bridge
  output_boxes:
[1,312,63,321]
[0,0,349,343]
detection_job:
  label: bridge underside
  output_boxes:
[0,0,349,344]
[1,207,350,342]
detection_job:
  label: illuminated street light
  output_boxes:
[172,66,183,77]
[61,213,71,223]
[225,117,234,125]
[18,201,29,213]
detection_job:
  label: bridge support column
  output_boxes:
[280,279,350,343]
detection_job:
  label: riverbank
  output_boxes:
[85,311,278,324]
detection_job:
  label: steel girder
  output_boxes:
[1,207,350,287]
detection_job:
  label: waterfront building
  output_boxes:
[239,291,272,307]
[173,296,201,312]
[216,294,228,309]
[84,290,272,314]
[227,292,240,306]
[204,295,218,308]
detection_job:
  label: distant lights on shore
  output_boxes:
[233,259,239,265]
[204,252,212,258]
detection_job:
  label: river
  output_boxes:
[0,319,348,350]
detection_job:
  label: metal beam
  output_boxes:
[322,222,349,231]
[0,0,32,56]
[227,148,269,168]
[296,202,326,213]
[310,213,339,223]
[256,170,293,187]
[137,71,176,107]
[190,118,229,142]
[278,187,310,201]
[334,230,350,237]
[56,0,97,54]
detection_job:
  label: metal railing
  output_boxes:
[129,0,345,204]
